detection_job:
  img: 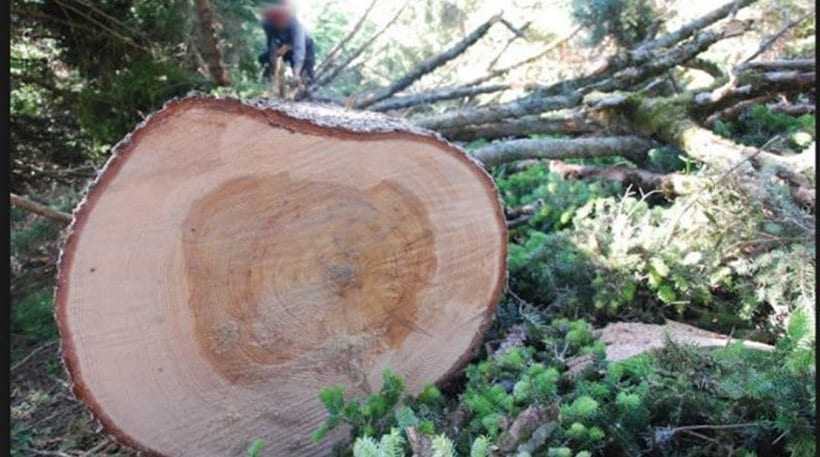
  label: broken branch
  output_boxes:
[10,193,72,224]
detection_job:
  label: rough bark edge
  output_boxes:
[54,94,508,457]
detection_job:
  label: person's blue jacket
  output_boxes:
[259,17,315,80]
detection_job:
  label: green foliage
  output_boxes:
[12,289,57,342]
[76,58,206,145]
[505,167,814,337]
[431,434,457,457]
[469,436,490,457]
[325,316,815,457]
[496,163,623,233]
[571,0,660,47]
[352,428,406,457]
[246,439,265,457]
[313,369,408,442]
[714,105,816,151]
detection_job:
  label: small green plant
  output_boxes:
[317,313,815,457]
[313,369,408,441]
[246,439,265,457]
[352,428,406,457]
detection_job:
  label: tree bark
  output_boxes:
[414,94,581,131]
[471,136,655,168]
[547,160,701,196]
[623,95,815,208]
[193,0,230,86]
[631,0,758,55]
[438,111,600,142]
[368,83,512,112]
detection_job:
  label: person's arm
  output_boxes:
[262,21,274,51]
[291,20,307,78]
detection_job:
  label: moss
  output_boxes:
[624,93,693,141]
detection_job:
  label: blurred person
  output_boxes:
[258,0,316,87]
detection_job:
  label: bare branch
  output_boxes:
[471,136,656,168]
[352,14,503,109]
[634,0,758,54]
[585,19,753,94]
[369,83,512,112]
[314,0,380,76]
[694,69,815,110]
[736,58,815,72]
[703,94,777,127]
[472,26,582,87]
[769,101,815,116]
[414,93,581,130]
[10,193,72,224]
[312,0,411,88]
[487,21,532,71]
[683,57,726,79]
[742,11,813,64]
[365,28,579,111]
[438,111,600,142]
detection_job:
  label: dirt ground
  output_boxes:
[11,337,139,457]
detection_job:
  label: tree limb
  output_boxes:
[470,26,582,87]
[735,58,815,72]
[368,83,512,112]
[352,14,503,109]
[486,21,532,71]
[471,136,656,168]
[623,95,816,208]
[367,28,579,112]
[633,0,758,54]
[11,193,72,224]
[703,94,777,127]
[414,93,581,130]
[741,11,813,64]
[585,19,753,94]
[312,0,412,88]
[547,160,702,196]
[314,0,380,77]
[437,111,600,142]
[694,68,815,111]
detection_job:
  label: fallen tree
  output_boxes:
[300,0,814,215]
[56,97,507,457]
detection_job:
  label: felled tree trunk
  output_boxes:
[56,96,507,457]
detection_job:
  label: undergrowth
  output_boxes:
[306,310,815,457]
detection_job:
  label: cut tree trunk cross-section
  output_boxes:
[56,96,507,457]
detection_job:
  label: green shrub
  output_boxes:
[571,0,660,48]
[316,315,815,456]
[507,177,814,338]
[714,105,815,151]
[12,289,57,342]
[496,163,623,233]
